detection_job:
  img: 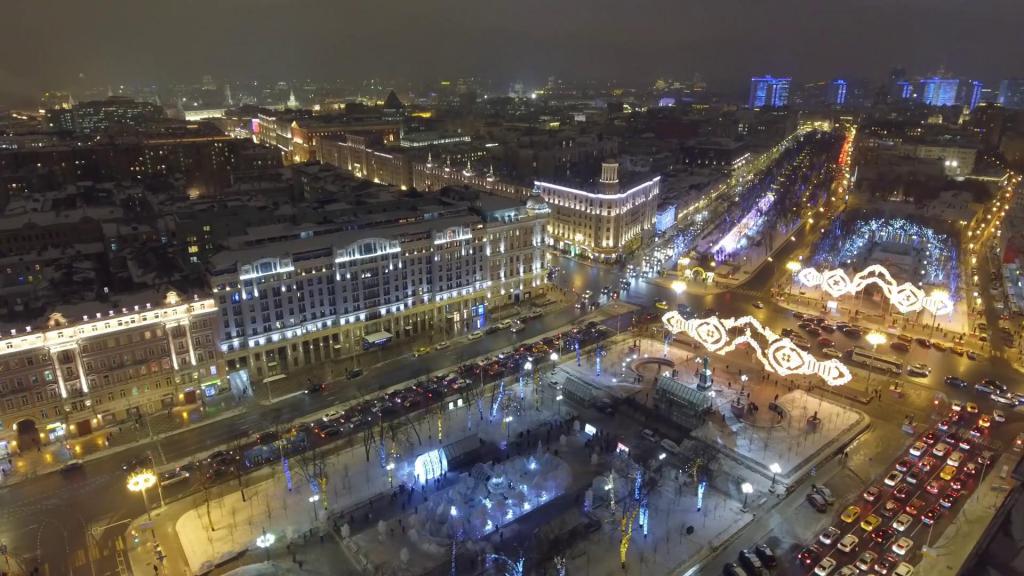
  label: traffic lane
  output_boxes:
[796,414,990,574]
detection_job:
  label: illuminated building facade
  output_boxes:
[0,292,220,454]
[318,134,414,190]
[998,79,1024,109]
[208,194,548,384]
[749,76,791,109]
[828,80,847,106]
[535,161,660,261]
[921,78,959,106]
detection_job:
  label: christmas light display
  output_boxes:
[796,263,954,315]
[661,311,853,386]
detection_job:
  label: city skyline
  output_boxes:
[2,0,1024,105]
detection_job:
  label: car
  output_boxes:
[937,419,951,431]
[654,300,669,310]
[660,438,681,454]
[722,562,747,576]
[823,347,842,358]
[346,368,364,380]
[814,557,837,576]
[843,327,863,339]
[921,506,940,525]
[894,562,915,576]
[992,392,1016,405]
[841,505,861,523]
[916,338,932,348]
[467,330,483,340]
[874,552,898,574]
[905,469,920,484]
[951,475,969,490]
[979,414,992,428]
[896,458,912,472]
[485,325,501,334]
[951,400,963,412]
[890,341,911,353]
[836,567,858,576]
[641,428,659,443]
[856,550,879,571]
[434,341,451,351]
[872,527,895,545]
[798,545,823,567]
[861,514,882,532]
[919,456,937,472]
[60,459,84,473]
[255,431,280,445]
[879,499,901,518]
[892,537,914,556]
[932,443,951,458]
[958,436,973,451]
[122,455,153,473]
[509,321,526,333]
[820,323,836,333]
[752,301,764,309]
[947,451,964,467]
[933,341,947,352]
[820,526,841,545]
[818,336,835,347]
[304,382,326,394]
[807,492,829,512]
[967,350,978,360]
[940,489,961,508]
[737,549,764,574]
[970,425,985,438]
[863,486,882,502]
[940,465,957,480]
[993,409,1007,423]
[892,484,911,501]
[414,346,432,357]
[907,363,930,377]
[806,326,822,336]
[159,467,191,486]
[837,533,860,552]
[754,544,777,568]
[318,425,341,438]
[884,470,903,486]
[909,441,927,457]
[905,498,926,516]
[594,398,616,416]
[893,513,913,532]
[922,431,939,445]
[965,402,979,413]
[978,450,994,466]
[945,376,968,388]
[952,346,966,356]
[978,378,1007,394]
[812,483,836,505]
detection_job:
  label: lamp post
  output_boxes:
[786,261,801,296]
[126,470,158,522]
[865,331,887,391]
[256,531,275,563]
[549,351,559,376]
[741,482,753,512]
[504,415,514,446]
[768,463,782,493]
[929,289,950,336]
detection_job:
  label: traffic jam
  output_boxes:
[795,406,1001,576]
[126,321,614,497]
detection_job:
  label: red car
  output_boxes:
[940,490,962,508]
[905,498,926,515]
[863,485,882,502]
[872,527,895,544]
[921,506,940,525]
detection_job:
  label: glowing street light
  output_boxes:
[127,470,157,521]
[865,331,887,348]
[549,351,559,375]
[768,463,782,493]
[741,482,754,512]
[256,531,275,563]
[671,280,687,295]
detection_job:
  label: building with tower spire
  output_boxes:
[286,88,299,109]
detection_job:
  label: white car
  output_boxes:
[947,451,964,467]
[884,470,903,486]
[837,533,859,552]
[892,536,914,556]
[909,441,928,457]
[322,410,341,422]
[509,321,526,333]
[994,409,1007,422]
[856,551,878,571]
[992,392,1015,405]
[822,347,842,358]
[893,562,915,576]
[908,363,931,377]
[951,400,963,412]
[836,567,859,576]
[815,557,837,576]
[932,442,951,458]
[497,320,512,329]
[435,341,451,350]
[467,331,483,340]
[819,526,841,545]
[893,513,913,532]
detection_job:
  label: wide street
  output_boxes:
[4,190,1023,576]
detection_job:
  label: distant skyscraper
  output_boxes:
[896,81,914,100]
[998,79,1024,109]
[958,80,983,110]
[920,78,959,106]
[749,76,790,108]
[827,80,847,106]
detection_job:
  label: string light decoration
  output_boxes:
[796,263,954,316]
[661,311,853,386]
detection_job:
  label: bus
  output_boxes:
[361,331,394,350]
[846,346,903,375]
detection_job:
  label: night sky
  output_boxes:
[2,0,1023,102]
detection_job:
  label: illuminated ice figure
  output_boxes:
[491,379,505,420]
[639,500,649,537]
[575,338,581,366]
[282,456,293,492]
[528,456,538,470]
[450,505,458,517]
[634,470,643,501]
[697,480,706,511]
[487,554,525,576]
[414,448,449,484]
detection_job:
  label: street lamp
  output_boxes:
[504,415,514,445]
[768,463,782,493]
[741,482,753,512]
[549,351,559,376]
[786,261,801,296]
[127,470,158,522]
[256,531,275,563]
[868,327,884,389]
[671,280,686,295]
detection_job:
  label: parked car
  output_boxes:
[807,492,828,512]
[754,544,777,568]
[811,483,835,504]
[159,467,191,486]
[890,341,911,352]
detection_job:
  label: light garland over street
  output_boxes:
[795,263,954,316]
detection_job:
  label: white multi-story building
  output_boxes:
[0,291,220,454]
[535,161,660,261]
[208,191,549,385]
